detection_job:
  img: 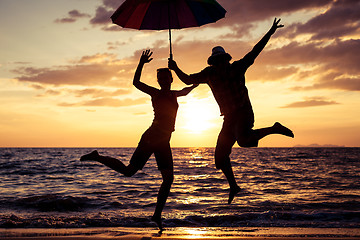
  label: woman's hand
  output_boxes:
[140,49,153,64]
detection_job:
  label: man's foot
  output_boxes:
[80,150,99,161]
[273,122,294,138]
[151,215,163,232]
[228,185,241,204]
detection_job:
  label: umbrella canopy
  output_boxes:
[111,0,226,58]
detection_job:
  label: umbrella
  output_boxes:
[111,0,226,59]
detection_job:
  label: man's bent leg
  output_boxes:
[248,122,294,145]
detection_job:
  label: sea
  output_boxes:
[0,147,359,236]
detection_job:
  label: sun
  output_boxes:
[177,97,219,134]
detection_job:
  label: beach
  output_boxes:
[1,227,360,239]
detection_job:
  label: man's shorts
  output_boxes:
[224,107,256,145]
[215,108,257,169]
[129,125,173,170]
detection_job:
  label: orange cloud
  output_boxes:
[281,97,339,108]
[218,0,333,25]
[58,97,148,107]
[287,0,360,40]
[256,39,360,91]
[72,88,130,98]
[13,57,136,87]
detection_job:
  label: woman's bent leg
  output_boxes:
[80,150,138,176]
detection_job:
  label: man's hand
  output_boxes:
[270,18,284,35]
[140,49,153,64]
[168,58,178,70]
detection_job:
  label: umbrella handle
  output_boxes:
[169,28,173,60]
[168,2,173,60]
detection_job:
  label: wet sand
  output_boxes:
[1,227,360,239]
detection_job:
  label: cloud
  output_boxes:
[11,50,165,107]
[90,6,114,26]
[314,77,360,91]
[31,84,46,90]
[72,88,130,98]
[14,64,127,86]
[70,0,357,47]
[258,40,359,67]
[281,97,340,108]
[37,89,62,97]
[85,0,335,34]
[247,66,298,82]
[219,23,255,40]
[292,76,360,91]
[103,0,123,9]
[76,53,118,64]
[89,0,333,29]
[68,10,91,18]
[55,10,91,23]
[218,0,333,25]
[11,61,31,65]
[58,97,148,107]
[255,39,360,90]
[107,40,131,50]
[89,0,126,29]
[13,54,137,87]
[287,0,360,40]
[35,87,131,98]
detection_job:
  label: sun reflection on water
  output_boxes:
[183,228,208,238]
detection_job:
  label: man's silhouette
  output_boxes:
[168,18,294,204]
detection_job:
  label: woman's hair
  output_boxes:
[157,68,172,76]
[157,68,173,82]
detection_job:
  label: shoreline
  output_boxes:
[1,227,360,239]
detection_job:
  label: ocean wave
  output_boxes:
[13,194,94,212]
[1,210,359,228]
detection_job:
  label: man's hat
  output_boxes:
[207,46,232,65]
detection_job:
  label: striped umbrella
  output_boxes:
[111,0,226,59]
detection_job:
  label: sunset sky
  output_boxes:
[1,0,359,147]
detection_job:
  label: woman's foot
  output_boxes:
[151,215,163,232]
[228,185,241,204]
[273,122,294,138]
[80,150,99,161]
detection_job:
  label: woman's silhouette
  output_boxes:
[80,50,197,231]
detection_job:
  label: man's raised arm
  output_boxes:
[245,18,284,61]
